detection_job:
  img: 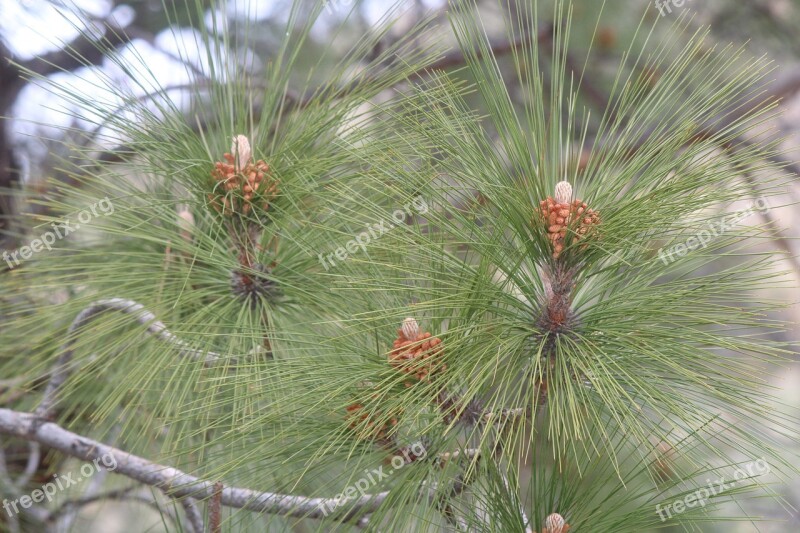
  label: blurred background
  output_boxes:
[1,0,798,531]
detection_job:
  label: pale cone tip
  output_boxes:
[401,317,420,341]
[554,181,572,204]
[232,134,251,171]
[545,513,566,532]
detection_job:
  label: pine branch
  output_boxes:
[14,441,39,489]
[16,298,258,511]
[181,497,206,533]
[0,406,483,529]
[209,481,223,533]
[0,439,17,492]
[10,303,490,529]
[35,298,267,421]
[0,408,433,522]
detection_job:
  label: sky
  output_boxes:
[1,0,443,181]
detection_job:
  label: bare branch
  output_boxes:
[0,408,397,521]
[14,441,40,488]
[0,408,484,528]
[181,496,206,533]
[0,439,18,493]
[35,298,266,421]
[210,481,223,533]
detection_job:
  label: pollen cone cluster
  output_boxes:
[209,135,278,216]
[345,400,399,441]
[388,318,445,383]
[538,181,600,259]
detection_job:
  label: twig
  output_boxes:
[0,408,480,528]
[437,389,527,427]
[0,408,401,521]
[24,298,257,501]
[58,491,183,527]
[423,25,553,74]
[210,481,223,533]
[436,449,484,533]
[0,439,19,493]
[14,441,40,488]
[482,407,526,423]
[181,496,206,533]
[434,448,481,466]
[35,298,264,421]
[354,449,480,531]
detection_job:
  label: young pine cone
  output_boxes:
[388,318,445,383]
[345,401,399,441]
[209,135,278,216]
[541,513,570,533]
[538,181,600,259]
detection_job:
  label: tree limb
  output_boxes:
[0,408,397,521]
[34,298,266,421]
[181,496,206,533]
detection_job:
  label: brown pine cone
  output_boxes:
[388,318,445,383]
[345,401,399,441]
[209,135,278,216]
[537,182,600,259]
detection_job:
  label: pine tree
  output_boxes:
[1,1,797,532]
